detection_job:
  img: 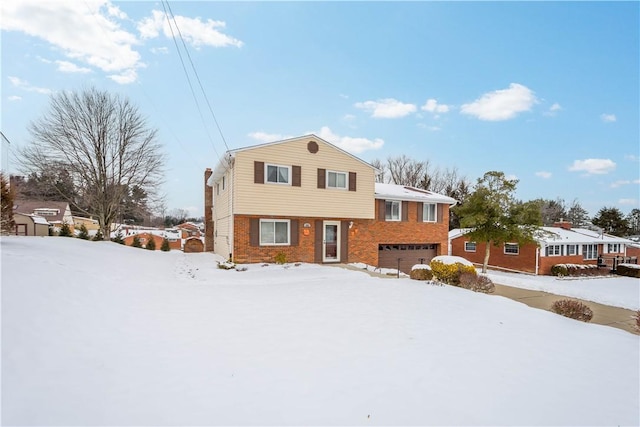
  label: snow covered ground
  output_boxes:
[486,269,640,310]
[2,236,639,426]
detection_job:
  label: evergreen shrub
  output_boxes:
[131,235,142,248]
[274,252,287,264]
[112,231,124,244]
[78,224,89,240]
[145,235,156,250]
[430,259,476,285]
[550,299,593,322]
[93,229,104,241]
[59,222,73,237]
[161,238,171,252]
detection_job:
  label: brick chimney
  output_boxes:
[553,219,572,230]
[204,168,214,252]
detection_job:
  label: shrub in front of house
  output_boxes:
[550,299,593,322]
[430,259,476,285]
[615,264,640,278]
[274,252,287,264]
[458,272,495,294]
[145,236,156,250]
[78,224,90,240]
[92,229,104,241]
[551,263,610,277]
[59,222,73,237]
[112,231,125,244]
[161,238,171,252]
[410,265,433,281]
[131,235,142,248]
[551,264,569,277]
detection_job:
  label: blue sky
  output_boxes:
[1,1,638,218]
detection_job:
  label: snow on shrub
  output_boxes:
[458,272,495,294]
[550,299,593,322]
[430,256,476,285]
[410,264,433,281]
[634,310,640,332]
[616,264,640,278]
[551,263,609,277]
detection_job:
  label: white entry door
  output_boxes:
[323,221,340,262]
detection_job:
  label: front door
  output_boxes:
[323,221,340,262]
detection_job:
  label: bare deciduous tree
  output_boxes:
[19,87,164,239]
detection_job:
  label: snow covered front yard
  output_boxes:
[2,236,639,426]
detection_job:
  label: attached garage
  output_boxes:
[378,243,437,274]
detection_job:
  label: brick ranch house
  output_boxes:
[449,221,637,275]
[204,134,456,273]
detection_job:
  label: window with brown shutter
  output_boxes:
[417,202,423,222]
[254,162,264,184]
[249,218,260,246]
[290,220,299,246]
[377,199,386,220]
[437,204,444,223]
[402,201,409,221]
[317,169,326,188]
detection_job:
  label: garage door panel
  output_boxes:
[378,244,437,273]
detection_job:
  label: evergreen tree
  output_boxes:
[145,234,156,250]
[78,224,89,240]
[0,172,15,235]
[92,229,104,241]
[59,222,73,237]
[626,208,640,235]
[565,199,590,227]
[592,207,629,236]
[131,235,142,248]
[112,230,125,244]
[161,238,171,252]
[453,171,542,273]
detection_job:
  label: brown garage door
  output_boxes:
[378,244,437,274]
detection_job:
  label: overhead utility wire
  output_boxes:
[160,0,224,164]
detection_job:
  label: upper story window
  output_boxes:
[327,171,347,189]
[464,241,476,252]
[33,209,58,216]
[504,243,519,255]
[266,164,290,184]
[385,201,401,221]
[423,203,437,222]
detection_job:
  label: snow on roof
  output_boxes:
[375,183,457,205]
[449,227,635,245]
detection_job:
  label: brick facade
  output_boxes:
[233,200,450,267]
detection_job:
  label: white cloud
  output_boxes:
[618,198,639,206]
[108,68,139,84]
[568,158,616,175]
[137,10,243,48]
[8,76,51,94]
[460,83,537,121]
[624,154,638,162]
[610,180,631,188]
[8,95,22,101]
[421,99,450,114]
[150,47,169,55]
[1,0,141,82]
[339,94,349,99]
[535,171,552,179]
[354,98,417,119]
[313,126,384,154]
[600,113,617,123]
[544,102,562,116]
[248,132,289,143]
[55,60,92,74]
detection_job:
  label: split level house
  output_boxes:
[204,135,456,273]
[449,221,637,275]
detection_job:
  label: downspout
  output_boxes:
[228,156,234,262]
[535,246,539,275]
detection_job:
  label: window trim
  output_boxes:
[326,170,348,190]
[385,200,401,221]
[265,164,291,185]
[504,243,519,255]
[464,241,476,252]
[567,244,577,256]
[582,244,598,260]
[546,244,562,256]
[607,243,621,253]
[259,219,290,246]
[422,203,437,222]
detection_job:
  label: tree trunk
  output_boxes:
[482,241,491,273]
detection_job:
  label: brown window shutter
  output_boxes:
[348,172,356,191]
[254,162,264,184]
[402,201,409,221]
[417,202,423,222]
[437,204,444,223]
[377,199,386,220]
[290,219,299,246]
[317,168,326,188]
[250,218,260,246]
[292,166,301,187]
[340,221,349,262]
[314,220,323,262]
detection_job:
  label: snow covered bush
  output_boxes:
[552,263,609,277]
[615,264,640,278]
[111,231,124,244]
[550,299,593,322]
[217,261,236,270]
[634,310,640,332]
[410,264,433,281]
[459,272,495,294]
[430,258,476,285]
[551,264,569,277]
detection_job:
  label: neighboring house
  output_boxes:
[449,221,637,275]
[13,200,74,232]
[122,232,164,249]
[205,134,456,272]
[13,212,50,236]
[73,216,100,232]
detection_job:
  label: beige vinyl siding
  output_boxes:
[233,137,375,219]
[213,170,233,259]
